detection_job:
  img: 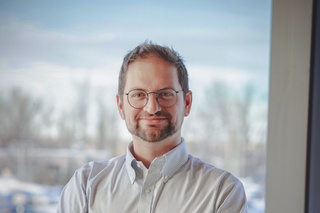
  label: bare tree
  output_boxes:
[196,82,230,165]
[73,79,91,144]
[96,88,119,156]
[0,87,49,181]
[0,87,45,146]
[56,110,75,148]
[199,82,258,177]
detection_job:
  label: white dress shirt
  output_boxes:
[57,139,248,213]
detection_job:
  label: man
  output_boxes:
[57,42,248,212]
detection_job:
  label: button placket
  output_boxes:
[138,158,165,213]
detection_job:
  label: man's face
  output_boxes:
[117,56,192,142]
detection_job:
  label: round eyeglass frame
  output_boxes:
[125,88,182,109]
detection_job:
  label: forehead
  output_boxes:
[125,56,180,90]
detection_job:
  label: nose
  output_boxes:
[143,93,161,114]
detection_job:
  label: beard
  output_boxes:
[126,111,179,142]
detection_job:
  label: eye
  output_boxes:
[158,90,174,99]
[130,91,147,99]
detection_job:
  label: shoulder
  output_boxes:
[187,155,247,209]
[57,154,127,213]
[187,155,242,185]
[75,154,126,181]
[187,154,225,174]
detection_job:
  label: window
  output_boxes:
[0,1,271,212]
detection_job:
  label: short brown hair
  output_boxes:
[118,41,189,100]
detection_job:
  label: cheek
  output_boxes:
[123,106,139,122]
[176,100,188,117]
[170,107,185,123]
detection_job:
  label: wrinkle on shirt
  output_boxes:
[57,138,248,213]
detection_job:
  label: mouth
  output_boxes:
[139,116,167,125]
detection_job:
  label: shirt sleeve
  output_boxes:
[215,174,248,213]
[57,164,91,213]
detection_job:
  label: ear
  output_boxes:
[184,90,192,117]
[116,95,125,120]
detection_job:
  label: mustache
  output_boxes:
[138,111,171,119]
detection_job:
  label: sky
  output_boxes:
[0,1,272,70]
[0,0,272,138]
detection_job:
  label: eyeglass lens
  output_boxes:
[126,88,179,109]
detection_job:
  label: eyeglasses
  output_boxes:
[125,88,182,109]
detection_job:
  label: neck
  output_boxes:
[131,134,181,168]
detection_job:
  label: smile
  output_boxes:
[139,117,167,124]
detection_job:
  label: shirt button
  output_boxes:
[145,188,151,193]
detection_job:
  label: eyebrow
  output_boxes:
[125,87,178,92]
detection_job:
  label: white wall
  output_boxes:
[265,0,313,212]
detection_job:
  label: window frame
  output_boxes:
[305,0,320,212]
[265,0,313,212]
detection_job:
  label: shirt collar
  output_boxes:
[125,138,189,184]
[162,138,189,182]
[126,142,137,184]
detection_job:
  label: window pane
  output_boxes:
[0,1,271,212]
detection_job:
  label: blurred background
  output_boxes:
[0,0,271,212]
